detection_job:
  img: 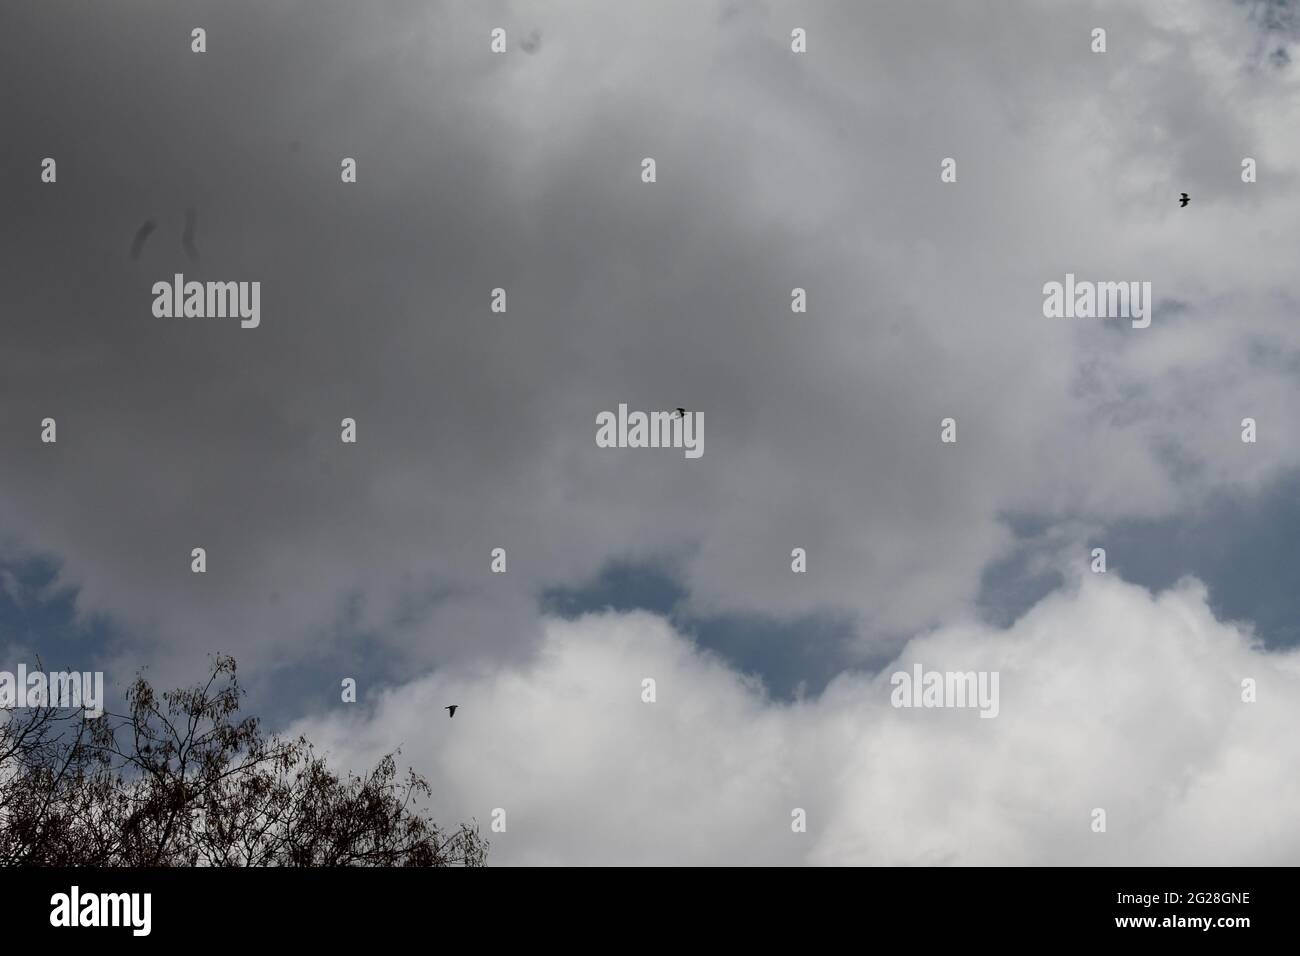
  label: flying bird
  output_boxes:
[129,220,156,259]
[181,207,200,260]
[672,407,686,418]
[1179,193,1190,207]
[445,705,458,718]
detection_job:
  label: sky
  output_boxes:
[2,0,1300,864]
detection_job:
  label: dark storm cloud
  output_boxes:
[2,0,1299,703]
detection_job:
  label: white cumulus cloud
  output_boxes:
[297,570,1300,865]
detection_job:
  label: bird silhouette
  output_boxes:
[445,705,458,718]
[672,407,686,418]
[182,207,200,260]
[130,220,156,259]
[1179,193,1190,207]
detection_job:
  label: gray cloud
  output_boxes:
[2,0,1299,718]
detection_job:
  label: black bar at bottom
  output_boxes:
[0,865,1285,943]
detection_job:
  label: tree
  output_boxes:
[0,656,486,866]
